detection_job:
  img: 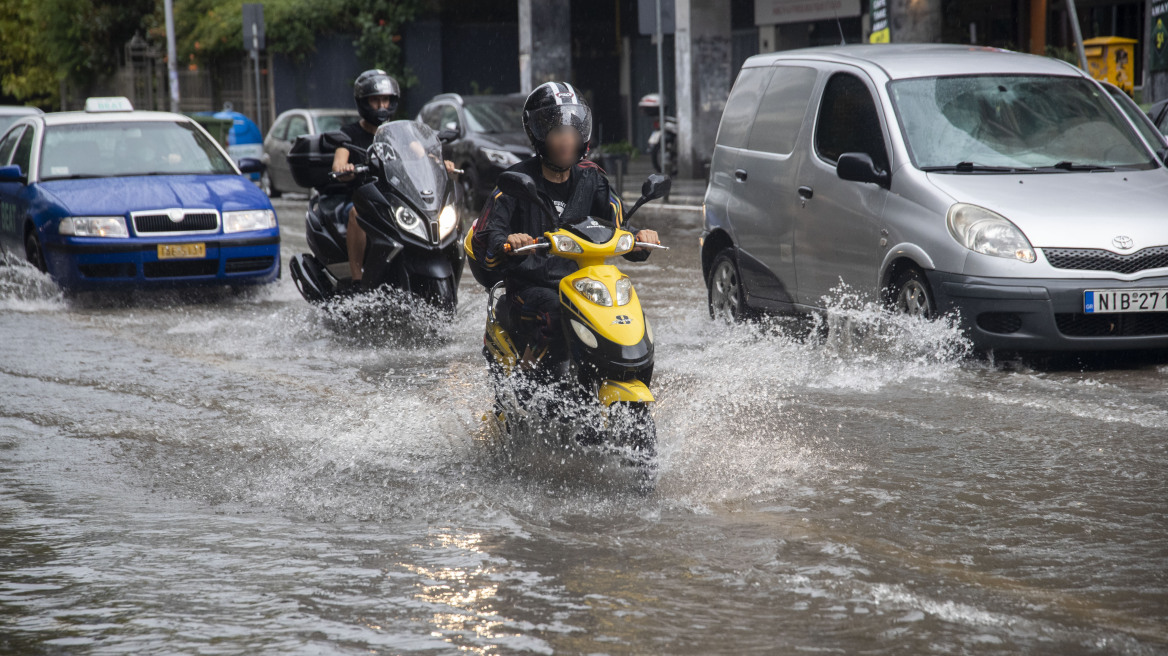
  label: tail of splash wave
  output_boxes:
[0,255,64,312]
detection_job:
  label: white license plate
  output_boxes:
[1084,289,1168,314]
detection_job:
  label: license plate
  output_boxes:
[157,243,206,260]
[1084,289,1168,314]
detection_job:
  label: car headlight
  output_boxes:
[438,204,458,239]
[58,216,128,238]
[570,319,598,348]
[223,209,276,233]
[552,234,584,253]
[615,276,633,306]
[574,277,613,306]
[616,233,634,253]
[482,147,522,168]
[946,203,1035,263]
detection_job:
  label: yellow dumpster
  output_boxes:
[1083,36,1138,95]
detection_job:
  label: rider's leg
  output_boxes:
[346,206,366,282]
[513,286,566,364]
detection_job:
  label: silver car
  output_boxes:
[261,108,358,197]
[702,44,1168,351]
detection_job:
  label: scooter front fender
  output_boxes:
[598,379,654,406]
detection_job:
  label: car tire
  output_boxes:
[24,229,46,273]
[887,267,935,318]
[707,250,749,321]
[262,170,281,198]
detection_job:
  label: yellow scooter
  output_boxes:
[476,171,671,488]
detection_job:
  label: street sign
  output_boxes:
[638,0,675,35]
[1153,1,1168,72]
[243,3,265,52]
[870,0,890,43]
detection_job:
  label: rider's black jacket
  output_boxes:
[473,157,646,292]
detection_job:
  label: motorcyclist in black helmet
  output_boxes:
[473,81,660,364]
[332,69,457,289]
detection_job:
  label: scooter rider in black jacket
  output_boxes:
[473,82,660,364]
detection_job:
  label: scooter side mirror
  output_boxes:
[496,171,557,221]
[320,130,351,150]
[437,129,459,144]
[640,173,671,201]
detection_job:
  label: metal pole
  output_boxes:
[252,25,263,133]
[164,0,180,112]
[1066,0,1089,71]
[655,0,667,177]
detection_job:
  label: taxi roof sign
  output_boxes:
[84,97,134,113]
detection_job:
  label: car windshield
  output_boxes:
[315,114,355,134]
[464,101,523,134]
[39,120,236,180]
[888,75,1157,171]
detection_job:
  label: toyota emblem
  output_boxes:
[1112,235,1134,250]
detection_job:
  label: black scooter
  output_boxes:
[288,120,464,313]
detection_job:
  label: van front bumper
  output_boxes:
[926,270,1168,352]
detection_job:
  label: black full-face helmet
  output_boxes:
[522,81,592,171]
[354,69,401,127]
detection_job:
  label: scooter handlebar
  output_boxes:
[635,242,669,250]
[504,239,550,254]
[327,165,370,181]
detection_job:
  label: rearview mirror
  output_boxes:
[237,157,265,174]
[640,173,671,201]
[0,165,24,183]
[437,129,459,143]
[496,171,556,220]
[836,152,890,188]
[320,130,351,149]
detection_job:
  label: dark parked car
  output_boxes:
[262,108,358,197]
[1148,99,1168,138]
[418,93,532,212]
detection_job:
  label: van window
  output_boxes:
[269,115,289,141]
[815,72,888,171]
[747,66,817,155]
[715,67,772,149]
[286,115,309,141]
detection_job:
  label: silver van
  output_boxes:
[701,44,1168,351]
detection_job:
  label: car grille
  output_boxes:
[133,210,219,234]
[1055,312,1168,337]
[1043,246,1168,275]
[143,260,218,278]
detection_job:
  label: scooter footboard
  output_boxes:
[598,379,654,406]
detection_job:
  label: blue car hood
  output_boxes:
[38,174,271,216]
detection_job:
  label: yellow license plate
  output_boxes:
[157,243,206,259]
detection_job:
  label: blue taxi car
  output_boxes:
[0,97,280,290]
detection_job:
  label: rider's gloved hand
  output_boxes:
[633,229,660,252]
[506,233,536,253]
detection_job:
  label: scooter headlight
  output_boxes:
[438,204,458,239]
[947,203,1036,263]
[615,276,633,306]
[573,277,612,306]
[616,233,634,253]
[393,204,428,241]
[570,319,598,348]
[552,234,584,254]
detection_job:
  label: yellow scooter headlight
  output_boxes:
[615,276,632,306]
[570,319,598,348]
[573,277,612,306]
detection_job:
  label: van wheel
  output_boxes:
[888,268,934,318]
[707,251,748,321]
[24,230,46,272]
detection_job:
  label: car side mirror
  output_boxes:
[237,157,265,174]
[443,121,460,135]
[496,171,556,220]
[437,129,459,144]
[0,165,24,183]
[837,152,890,188]
[320,130,351,149]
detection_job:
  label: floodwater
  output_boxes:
[1,198,1165,654]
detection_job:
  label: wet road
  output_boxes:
[1,196,1166,654]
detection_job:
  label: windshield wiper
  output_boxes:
[43,173,104,180]
[1039,161,1116,172]
[920,162,1025,173]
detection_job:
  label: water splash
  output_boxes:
[0,255,64,312]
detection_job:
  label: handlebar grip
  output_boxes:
[635,242,669,250]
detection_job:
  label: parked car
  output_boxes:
[1147,99,1168,137]
[0,97,279,290]
[418,93,532,212]
[262,108,358,197]
[0,106,43,136]
[702,44,1168,352]
[1100,82,1168,151]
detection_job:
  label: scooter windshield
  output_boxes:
[369,120,448,214]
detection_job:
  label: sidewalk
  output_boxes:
[602,155,707,207]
